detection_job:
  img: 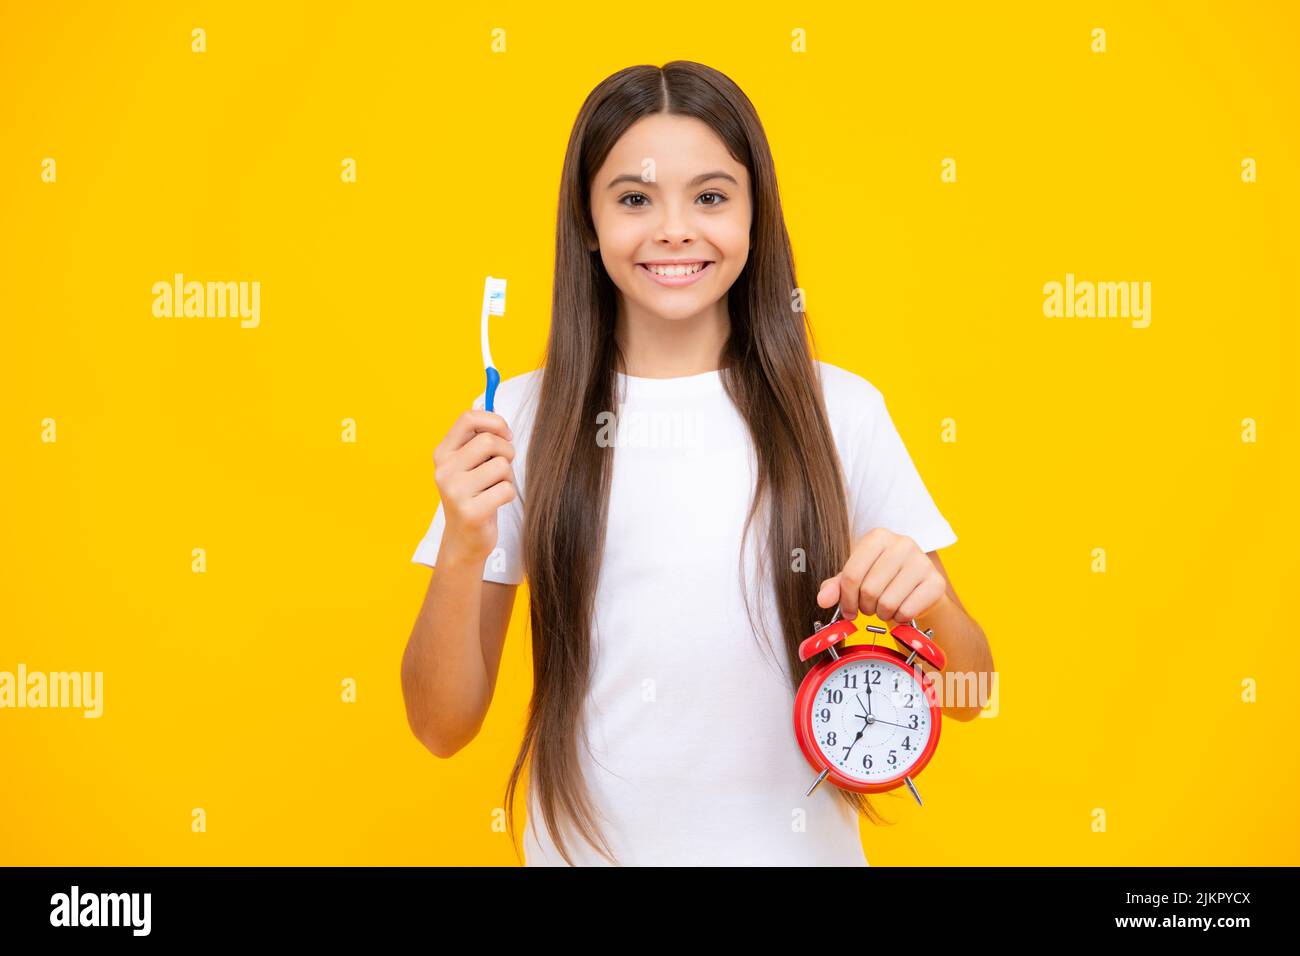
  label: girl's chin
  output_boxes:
[627,298,720,322]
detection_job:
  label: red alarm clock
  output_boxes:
[793,605,946,806]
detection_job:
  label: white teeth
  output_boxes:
[645,262,707,277]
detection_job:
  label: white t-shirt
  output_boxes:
[411,361,957,866]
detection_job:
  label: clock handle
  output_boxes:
[817,605,888,634]
[803,605,890,662]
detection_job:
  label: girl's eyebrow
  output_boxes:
[605,170,739,189]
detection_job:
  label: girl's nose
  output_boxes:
[655,204,695,244]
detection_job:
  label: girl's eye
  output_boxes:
[617,191,728,208]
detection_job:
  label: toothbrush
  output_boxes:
[479,274,526,509]
[481,275,507,412]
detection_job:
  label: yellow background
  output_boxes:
[2,1,1295,865]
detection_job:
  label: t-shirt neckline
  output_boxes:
[615,368,727,398]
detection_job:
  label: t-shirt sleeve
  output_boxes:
[410,390,526,585]
[845,389,957,554]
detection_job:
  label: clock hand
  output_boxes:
[841,694,872,761]
[852,716,920,733]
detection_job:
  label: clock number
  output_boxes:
[824,731,837,747]
[888,750,897,767]
[902,736,912,751]
[823,688,844,705]
[841,672,859,689]
[819,708,831,722]
[908,714,919,729]
[862,753,873,770]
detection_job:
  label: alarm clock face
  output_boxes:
[811,657,934,783]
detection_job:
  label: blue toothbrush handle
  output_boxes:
[484,366,500,413]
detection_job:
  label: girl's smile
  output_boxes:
[636,259,716,287]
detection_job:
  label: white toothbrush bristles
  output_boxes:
[481,276,507,370]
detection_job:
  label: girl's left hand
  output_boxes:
[817,528,948,624]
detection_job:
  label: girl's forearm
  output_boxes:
[913,591,994,721]
[401,543,491,757]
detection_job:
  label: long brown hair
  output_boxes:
[503,60,891,865]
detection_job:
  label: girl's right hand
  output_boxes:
[432,409,517,566]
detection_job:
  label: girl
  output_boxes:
[403,61,993,866]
